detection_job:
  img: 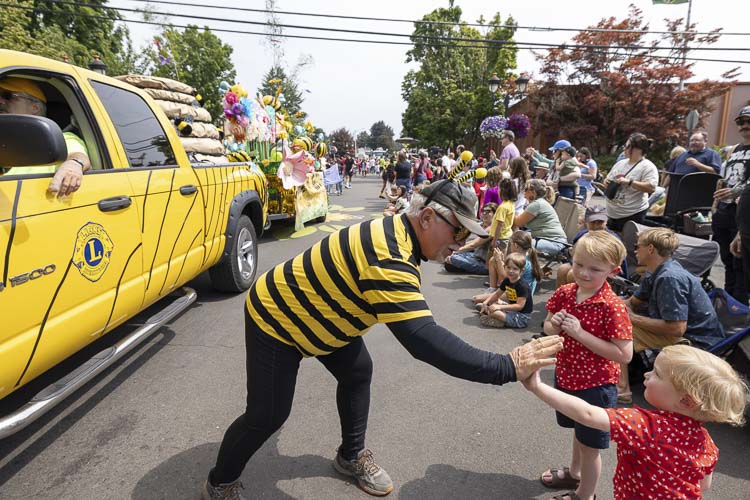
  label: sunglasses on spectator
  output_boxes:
[737,118,750,126]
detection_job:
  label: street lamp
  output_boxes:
[488,72,530,117]
[88,54,107,75]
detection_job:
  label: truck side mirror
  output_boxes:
[0,115,67,167]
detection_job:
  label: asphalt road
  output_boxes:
[1,176,748,499]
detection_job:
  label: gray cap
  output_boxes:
[585,205,608,222]
[420,180,488,237]
[736,105,750,121]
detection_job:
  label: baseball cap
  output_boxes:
[549,139,571,152]
[735,105,750,121]
[420,179,488,237]
[0,77,46,103]
[585,205,608,222]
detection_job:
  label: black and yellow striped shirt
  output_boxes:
[246,214,433,356]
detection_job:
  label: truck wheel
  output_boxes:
[209,215,258,292]
[314,213,327,223]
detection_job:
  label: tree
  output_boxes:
[143,25,236,123]
[328,128,354,155]
[258,65,304,117]
[356,131,371,150]
[527,4,736,158]
[0,0,137,75]
[369,121,395,150]
[401,2,518,150]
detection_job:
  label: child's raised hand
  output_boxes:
[520,368,542,391]
[561,314,583,338]
[550,310,566,328]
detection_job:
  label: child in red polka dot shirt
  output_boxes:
[540,231,633,500]
[522,344,749,499]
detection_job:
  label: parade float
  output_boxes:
[220,79,328,231]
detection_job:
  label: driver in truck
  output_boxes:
[0,77,91,196]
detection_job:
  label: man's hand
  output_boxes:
[713,187,734,200]
[48,161,83,197]
[510,335,563,381]
[685,157,700,168]
[730,234,742,257]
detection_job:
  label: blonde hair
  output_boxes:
[638,227,679,257]
[573,230,626,268]
[504,252,527,271]
[660,345,749,426]
[670,146,687,160]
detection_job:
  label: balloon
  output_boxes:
[294,125,304,135]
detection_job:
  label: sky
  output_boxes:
[111,0,748,138]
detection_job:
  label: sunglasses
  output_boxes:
[0,91,38,103]
[736,118,750,126]
[433,210,471,241]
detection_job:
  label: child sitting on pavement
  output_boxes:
[478,253,533,329]
[538,230,633,500]
[383,185,409,216]
[473,230,543,300]
[521,344,749,500]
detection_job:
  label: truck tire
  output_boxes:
[209,215,258,292]
[314,213,327,223]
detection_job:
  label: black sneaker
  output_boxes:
[333,448,393,496]
[202,478,246,500]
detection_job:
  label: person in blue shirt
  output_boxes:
[666,131,721,180]
[617,227,724,402]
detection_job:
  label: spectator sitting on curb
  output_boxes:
[444,202,497,275]
[617,227,725,404]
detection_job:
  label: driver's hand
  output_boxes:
[48,161,83,197]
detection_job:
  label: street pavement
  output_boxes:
[1,176,748,499]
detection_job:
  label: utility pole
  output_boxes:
[678,0,693,91]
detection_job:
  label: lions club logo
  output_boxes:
[72,222,114,282]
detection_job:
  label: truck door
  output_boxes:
[87,80,205,309]
[0,71,144,397]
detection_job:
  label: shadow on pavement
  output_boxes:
[398,463,544,499]
[0,329,175,487]
[132,437,340,500]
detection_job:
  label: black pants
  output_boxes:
[607,208,648,233]
[713,204,747,304]
[210,310,373,484]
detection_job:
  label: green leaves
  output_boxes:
[400,4,518,149]
[143,25,236,124]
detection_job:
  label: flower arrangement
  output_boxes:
[479,115,508,139]
[506,113,531,138]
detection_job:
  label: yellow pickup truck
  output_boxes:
[0,50,267,437]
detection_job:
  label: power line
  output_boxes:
[37,0,750,53]
[120,0,750,37]
[7,2,749,65]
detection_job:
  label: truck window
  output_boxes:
[90,81,177,168]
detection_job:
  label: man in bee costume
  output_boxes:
[202,180,563,500]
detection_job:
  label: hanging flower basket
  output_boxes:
[480,115,508,139]
[507,113,531,138]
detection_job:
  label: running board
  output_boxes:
[0,287,197,439]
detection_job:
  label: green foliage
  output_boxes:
[0,0,137,75]
[401,4,518,150]
[329,128,354,155]
[356,131,371,149]
[143,25,236,124]
[369,121,395,150]
[258,66,304,117]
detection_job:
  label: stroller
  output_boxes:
[610,221,719,296]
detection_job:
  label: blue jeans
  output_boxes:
[533,237,567,257]
[396,178,412,194]
[558,185,577,200]
[445,252,489,274]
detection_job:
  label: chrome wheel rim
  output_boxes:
[237,227,255,281]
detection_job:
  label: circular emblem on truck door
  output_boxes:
[72,222,114,282]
